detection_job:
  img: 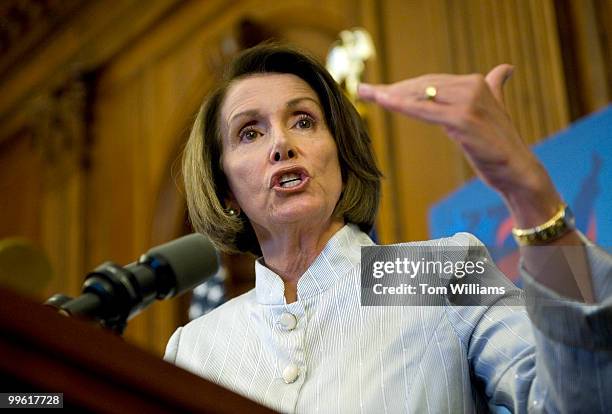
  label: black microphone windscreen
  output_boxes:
[147,233,219,296]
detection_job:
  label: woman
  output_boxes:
[166,44,611,413]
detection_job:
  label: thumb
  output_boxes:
[485,64,514,106]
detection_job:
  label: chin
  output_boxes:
[271,203,332,225]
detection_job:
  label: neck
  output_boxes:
[254,218,345,302]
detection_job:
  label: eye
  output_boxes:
[238,127,261,142]
[294,114,315,130]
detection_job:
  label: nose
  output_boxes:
[273,149,296,162]
[269,129,297,163]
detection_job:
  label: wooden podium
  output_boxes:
[0,287,274,413]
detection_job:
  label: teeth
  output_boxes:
[280,173,300,182]
[279,173,302,188]
[281,180,301,188]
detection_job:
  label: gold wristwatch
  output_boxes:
[511,204,575,246]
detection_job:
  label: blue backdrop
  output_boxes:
[429,105,612,285]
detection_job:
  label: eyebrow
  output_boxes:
[287,96,320,109]
[228,96,321,127]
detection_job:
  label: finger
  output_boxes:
[360,78,433,99]
[358,79,426,102]
[358,83,388,101]
[485,64,514,106]
[375,93,461,128]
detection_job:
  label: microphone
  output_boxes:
[0,238,54,297]
[45,233,219,333]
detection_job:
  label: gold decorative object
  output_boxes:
[326,28,376,105]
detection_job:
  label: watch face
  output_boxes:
[564,205,576,228]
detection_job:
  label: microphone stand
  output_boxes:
[45,253,174,334]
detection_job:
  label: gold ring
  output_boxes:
[424,86,437,101]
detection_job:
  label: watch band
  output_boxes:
[511,204,575,246]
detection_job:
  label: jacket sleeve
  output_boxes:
[519,240,612,413]
[451,233,612,413]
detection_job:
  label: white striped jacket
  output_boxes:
[165,224,612,413]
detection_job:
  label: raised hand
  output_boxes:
[358,65,562,228]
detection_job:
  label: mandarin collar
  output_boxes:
[254,224,374,305]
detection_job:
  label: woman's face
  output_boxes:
[220,73,343,234]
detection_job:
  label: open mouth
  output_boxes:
[270,167,310,191]
[278,173,303,188]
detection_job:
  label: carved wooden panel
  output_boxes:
[0,77,88,300]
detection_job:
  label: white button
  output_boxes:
[279,312,297,330]
[282,364,299,384]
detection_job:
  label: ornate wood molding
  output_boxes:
[27,78,88,188]
[0,0,181,143]
[0,0,84,77]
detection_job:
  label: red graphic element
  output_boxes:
[497,250,521,283]
[587,213,597,241]
[496,216,513,247]
[494,212,598,285]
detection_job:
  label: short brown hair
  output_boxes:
[183,43,382,255]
